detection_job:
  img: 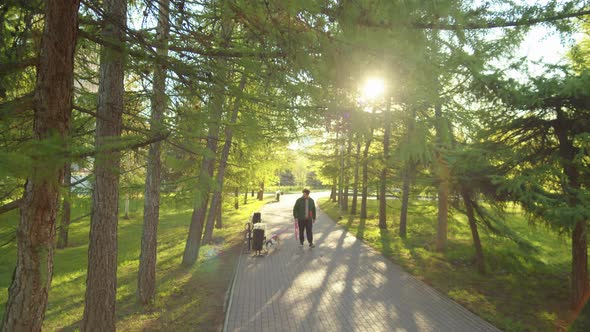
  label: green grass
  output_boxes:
[0,195,270,331]
[320,197,575,332]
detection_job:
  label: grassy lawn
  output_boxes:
[319,197,575,332]
[0,194,270,331]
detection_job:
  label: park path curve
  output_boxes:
[223,192,501,332]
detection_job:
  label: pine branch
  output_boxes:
[0,198,22,215]
[72,131,170,159]
[73,104,151,135]
[0,186,20,202]
[0,57,38,76]
[0,93,34,120]
[69,212,91,224]
[413,9,590,30]
[324,5,590,31]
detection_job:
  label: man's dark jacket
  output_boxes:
[293,196,316,220]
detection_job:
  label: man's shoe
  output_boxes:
[299,243,304,248]
[309,243,315,248]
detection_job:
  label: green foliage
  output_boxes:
[473,70,590,232]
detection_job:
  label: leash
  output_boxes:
[268,224,292,239]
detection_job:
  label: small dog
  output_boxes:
[264,225,292,252]
[265,234,280,251]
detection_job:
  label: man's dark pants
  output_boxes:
[298,219,313,245]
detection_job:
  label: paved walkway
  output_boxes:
[224,193,501,332]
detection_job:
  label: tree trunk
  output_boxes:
[57,163,72,249]
[399,166,411,237]
[215,198,222,229]
[378,107,391,229]
[400,108,416,238]
[350,140,361,215]
[123,194,130,219]
[183,125,219,266]
[461,188,485,274]
[553,107,588,308]
[342,137,352,211]
[338,166,343,207]
[184,206,206,266]
[572,220,588,309]
[338,134,344,209]
[257,181,264,201]
[436,172,449,251]
[234,187,239,210]
[82,0,126,330]
[183,15,232,266]
[137,0,169,306]
[434,101,449,252]
[360,136,372,219]
[330,179,336,202]
[203,74,246,244]
[244,190,248,205]
[1,1,79,330]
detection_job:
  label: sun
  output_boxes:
[361,77,386,101]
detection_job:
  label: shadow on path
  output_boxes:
[224,192,500,332]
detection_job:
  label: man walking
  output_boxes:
[293,188,316,248]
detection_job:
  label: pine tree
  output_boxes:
[138,0,170,305]
[2,1,80,330]
[82,0,126,329]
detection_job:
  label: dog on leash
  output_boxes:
[264,224,292,252]
[265,234,280,251]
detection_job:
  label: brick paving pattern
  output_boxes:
[224,193,501,332]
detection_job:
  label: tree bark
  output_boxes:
[81,0,126,330]
[360,136,372,219]
[400,108,416,237]
[203,74,246,244]
[330,179,336,202]
[337,132,344,209]
[183,123,219,266]
[342,137,352,210]
[553,107,588,308]
[138,0,169,306]
[399,165,411,237]
[57,163,72,249]
[257,182,264,201]
[215,198,222,229]
[461,188,485,274]
[2,1,79,330]
[350,140,361,215]
[378,107,391,229]
[123,194,130,219]
[183,14,232,266]
[434,101,449,252]
[572,220,588,309]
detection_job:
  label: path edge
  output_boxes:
[222,243,244,332]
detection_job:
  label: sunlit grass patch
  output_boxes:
[0,194,271,331]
